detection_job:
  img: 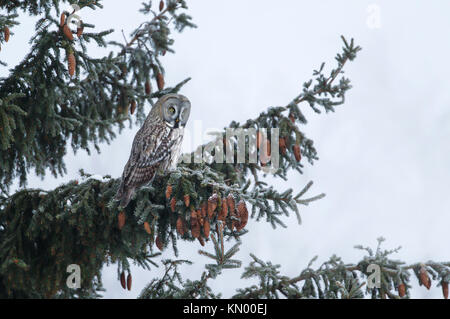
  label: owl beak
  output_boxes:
[174,118,180,129]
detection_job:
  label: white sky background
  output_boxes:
[2,0,450,298]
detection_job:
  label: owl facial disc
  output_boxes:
[161,94,191,128]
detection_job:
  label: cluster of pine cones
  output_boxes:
[166,186,249,248]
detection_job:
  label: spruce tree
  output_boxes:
[0,1,448,299]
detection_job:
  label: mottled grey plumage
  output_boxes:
[115,93,191,207]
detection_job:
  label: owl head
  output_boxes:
[153,93,191,129]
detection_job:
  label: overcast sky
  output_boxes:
[3,1,450,298]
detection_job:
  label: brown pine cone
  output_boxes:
[120,272,126,289]
[170,197,176,212]
[279,137,287,155]
[118,211,126,230]
[143,221,151,235]
[60,13,66,27]
[184,194,190,207]
[201,202,207,218]
[419,267,431,290]
[165,184,172,199]
[155,235,164,251]
[235,200,249,231]
[398,283,406,297]
[227,194,235,213]
[68,52,76,77]
[266,140,271,157]
[260,140,271,165]
[198,236,205,247]
[207,194,218,219]
[157,72,165,90]
[76,23,84,38]
[130,100,137,115]
[126,273,132,291]
[256,131,263,150]
[293,144,301,162]
[63,24,74,41]
[442,281,448,299]
[4,27,10,42]
[159,0,165,11]
[190,210,201,238]
[176,217,185,236]
[203,219,210,238]
[218,198,228,221]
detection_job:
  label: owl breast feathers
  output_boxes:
[115,93,191,207]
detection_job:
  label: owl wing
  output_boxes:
[126,125,176,185]
[115,125,175,207]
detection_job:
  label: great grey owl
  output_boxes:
[115,93,191,207]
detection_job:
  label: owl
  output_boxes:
[115,93,191,207]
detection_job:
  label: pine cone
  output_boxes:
[145,80,152,95]
[256,131,263,150]
[293,144,301,162]
[227,194,235,214]
[176,217,185,236]
[155,235,164,251]
[203,219,210,238]
[76,23,84,38]
[130,100,137,115]
[190,210,201,238]
[159,0,165,11]
[235,200,249,231]
[157,72,165,91]
[120,272,126,289]
[184,194,190,207]
[126,273,132,291]
[201,202,207,218]
[218,198,228,221]
[143,221,151,235]
[60,13,66,27]
[222,137,228,151]
[266,140,271,157]
[118,211,126,230]
[442,281,449,299]
[260,140,271,166]
[398,283,406,297]
[170,197,176,212]
[207,194,218,219]
[67,52,76,77]
[198,236,205,247]
[165,184,172,199]
[279,137,287,155]
[63,24,74,41]
[419,267,431,290]
[4,27,10,42]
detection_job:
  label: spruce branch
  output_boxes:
[0,1,195,193]
[139,222,241,299]
[233,239,450,299]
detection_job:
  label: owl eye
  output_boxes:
[168,106,176,114]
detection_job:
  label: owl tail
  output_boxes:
[114,183,134,208]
